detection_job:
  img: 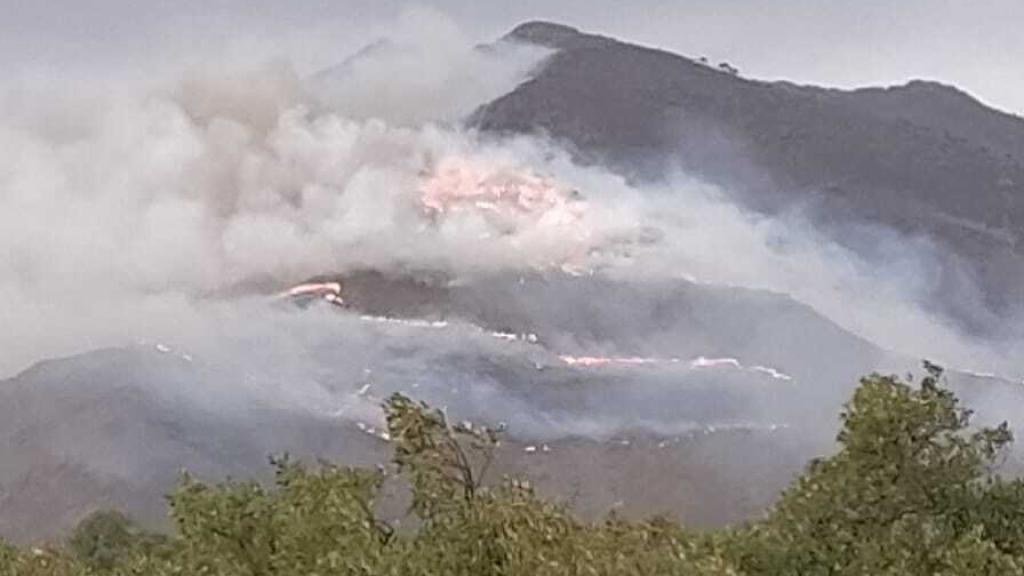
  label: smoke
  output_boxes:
[1,8,1021,447]
[310,8,550,126]
[0,14,551,376]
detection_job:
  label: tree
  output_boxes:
[66,510,151,571]
[384,393,500,519]
[383,393,736,575]
[164,457,390,575]
[728,364,1018,575]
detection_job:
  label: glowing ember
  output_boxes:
[419,157,586,233]
[559,355,670,367]
[558,354,793,381]
[750,366,794,381]
[689,356,742,369]
[276,282,345,307]
[360,315,449,329]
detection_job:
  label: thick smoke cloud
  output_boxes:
[0,12,549,376]
[311,8,549,126]
[1,9,1020,444]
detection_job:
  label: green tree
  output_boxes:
[384,393,498,521]
[66,510,163,572]
[728,364,1018,575]
[164,457,389,575]
[0,544,83,576]
[384,392,736,575]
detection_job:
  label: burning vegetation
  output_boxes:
[418,157,586,234]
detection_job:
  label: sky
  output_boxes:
[2,0,1022,115]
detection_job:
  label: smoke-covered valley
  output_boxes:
[3,9,1024,541]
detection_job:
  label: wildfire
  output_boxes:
[558,354,793,381]
[418,157,586,234]
[275,282,344,307]
[558,355,668,367]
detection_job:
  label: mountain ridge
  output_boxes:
[476,21,1024,333]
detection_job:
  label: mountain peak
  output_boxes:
[891,79,975,101]
[505,21,586,48]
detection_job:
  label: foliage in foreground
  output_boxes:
[4,365,1024,575]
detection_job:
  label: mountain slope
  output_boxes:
[0,270,887,542]
[0,345,806,542]
[474,22,1024,331]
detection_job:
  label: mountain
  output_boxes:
[0,348,383,542]
[0,270,885,542]
[6,21,1024,542]
[473,22,1024,334]
[1,268,1017,542]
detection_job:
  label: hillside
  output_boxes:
[0,269,877,541]
[474,22,1024,333]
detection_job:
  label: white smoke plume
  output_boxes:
[0,7,1020,439]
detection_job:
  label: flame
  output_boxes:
[418,157,586,233]
[415,156,677,275]
[558,355,669,367]
[276,282,345,306]
[558,354,793,381]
